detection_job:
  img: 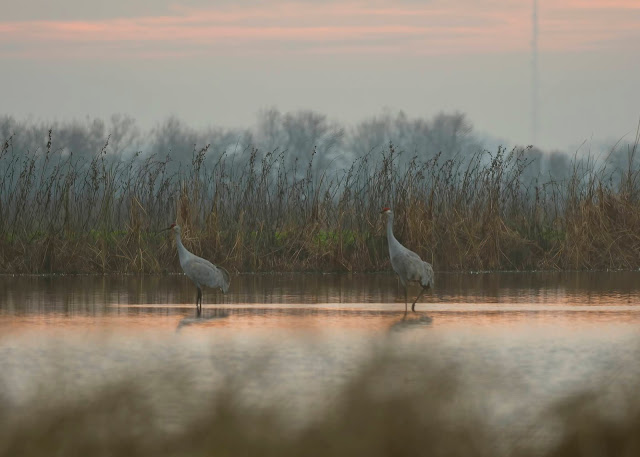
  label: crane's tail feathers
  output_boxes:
[421,262,434,288]
[218,266,231,294]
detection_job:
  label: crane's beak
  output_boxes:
[157,226,172,234]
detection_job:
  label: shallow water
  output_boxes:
[1,271,639,332]
[0,271,639,436]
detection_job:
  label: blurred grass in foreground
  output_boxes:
[0,347,638,457]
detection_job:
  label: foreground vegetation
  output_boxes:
[0,346,638,457]
[1,126,640,274]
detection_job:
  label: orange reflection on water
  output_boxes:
[2,272,640,338]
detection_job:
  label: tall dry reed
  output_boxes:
[1,128,640,274]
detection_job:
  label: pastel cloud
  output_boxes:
[1,1,638,59]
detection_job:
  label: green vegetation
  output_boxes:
[1,129,640,274]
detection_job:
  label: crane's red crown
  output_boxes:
[380,207,391,213]
[170,223,176,228]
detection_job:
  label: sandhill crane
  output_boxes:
[162,223,230,316]
[381,207,434,312]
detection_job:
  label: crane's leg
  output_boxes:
[396,276,408,313]
[404,285,408,313]
[196,287,202,317]
[411,286,429,312]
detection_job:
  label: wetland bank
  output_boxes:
[2,118,640,275]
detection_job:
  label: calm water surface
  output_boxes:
[1,272,639,432]
[1,271,639,332]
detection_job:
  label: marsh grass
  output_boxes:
[2,129,640,273]
[0,349,638,457]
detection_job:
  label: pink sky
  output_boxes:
[1,1,639,151]
[2,1,639,59]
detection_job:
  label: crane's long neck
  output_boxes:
[386,213,402,253]
[174,231,190,267]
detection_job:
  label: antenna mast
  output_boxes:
[532,0,539,146]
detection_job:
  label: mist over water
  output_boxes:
[3,110,636,180]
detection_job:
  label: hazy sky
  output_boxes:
[1,0,639,151]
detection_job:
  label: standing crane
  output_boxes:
[381,207,434,312]
[162,223,230,316]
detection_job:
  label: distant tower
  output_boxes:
[531,0,539,146]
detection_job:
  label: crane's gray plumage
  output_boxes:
[166,224,230,315]
[381,207,433,312]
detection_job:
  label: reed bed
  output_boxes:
[1,129,640,274]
